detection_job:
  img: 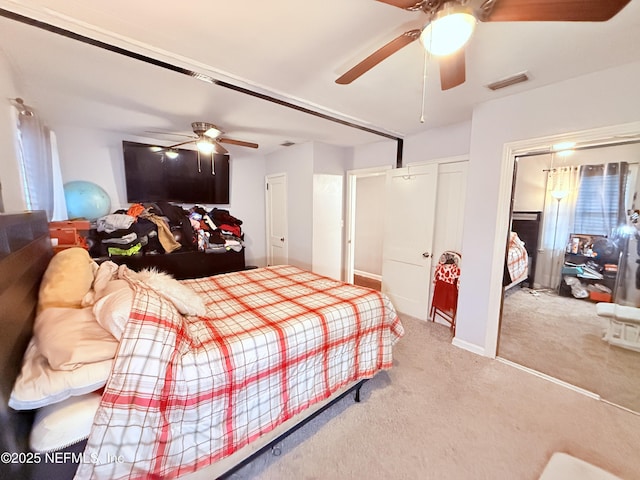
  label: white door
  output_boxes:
[265,173,288,266]
[382,163,438,320]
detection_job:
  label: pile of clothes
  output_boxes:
[90,202,244,258]
[188,206,244,253]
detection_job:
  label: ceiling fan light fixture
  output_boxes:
[165,149,179,159]
[196,136,215,154]
[420,4,476,56]
[204,126,222,139]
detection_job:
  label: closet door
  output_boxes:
[429,161,468,311]
[382,164,438,320]
[265,173,288,266]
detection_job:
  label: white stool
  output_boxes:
[539,453,622,480]
[596,303,640,352]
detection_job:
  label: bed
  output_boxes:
[504,231,529,291]
[0,211,404,480]
[503,211,542,291]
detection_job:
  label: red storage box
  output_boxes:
[589,290,612,303]
[49,221,90,253]
[49,226,77,245]
[49,220,91,231]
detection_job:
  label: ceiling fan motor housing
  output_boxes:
[191,122,220,137]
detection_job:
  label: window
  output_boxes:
[573,163,627,237]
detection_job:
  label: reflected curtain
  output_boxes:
[15,108,67,220]
[541,162,629,290]
[541,166,580,289]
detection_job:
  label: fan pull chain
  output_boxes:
[420,48,430,123]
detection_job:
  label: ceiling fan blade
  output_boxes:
[144,130,196,139]
[218,137,259,149]
[167,140,196,149]
[484,0,632,22]
[439,48,466,91]
[336,29,421,84]
[375,0,424,9]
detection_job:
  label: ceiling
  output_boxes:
[1,0,640,155]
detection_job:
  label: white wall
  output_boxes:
[351,139,397,170]
[354,175,385,276]
[403,121,472,164]
[313,143,350,174]
[225,154,267,267]
[266,142,314,270]
[513,155,548,212]
[353,175,386,275]
[457,60,640,354]
[55,126,127,210]
[0,51,27,213]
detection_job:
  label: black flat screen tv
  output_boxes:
[123,141,230,204]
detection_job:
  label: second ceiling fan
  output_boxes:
[336,0,632,90]
[166,122,259,156]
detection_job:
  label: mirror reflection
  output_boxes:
[499,140,640,413]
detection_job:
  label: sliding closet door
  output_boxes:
[382,164,438,320]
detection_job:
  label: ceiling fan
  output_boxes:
[336,0,632,91]
[155,121,259,156]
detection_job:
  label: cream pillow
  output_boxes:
[9,339,112,411]
[93,281,134,340]
[30,392,102,452]
[39,248,97,312]
[34,307,118,371]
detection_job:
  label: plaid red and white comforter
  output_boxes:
[76,265,403,479]
[507,232,528,283]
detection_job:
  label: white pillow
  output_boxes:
[34,307,118,371]
[9,340,112,410]
[82,260,119,306]
[30,392,102,452]
[93,283,134,340]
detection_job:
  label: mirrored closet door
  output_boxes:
[498,140,640,414]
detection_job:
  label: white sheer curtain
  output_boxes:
[15,106,67,220]
[541,165,581,289]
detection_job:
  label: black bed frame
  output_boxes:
[0,211,367,480]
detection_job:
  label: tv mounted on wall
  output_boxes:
[123,141,230,204]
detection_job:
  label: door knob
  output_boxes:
[422,252,431,258]
[280,237,285,242]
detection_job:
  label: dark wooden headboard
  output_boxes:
[0,211,52,476]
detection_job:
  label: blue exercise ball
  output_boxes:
[63,181,111,220]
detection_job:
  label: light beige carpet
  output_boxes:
[228,316,640,480]
[499,288,640,413]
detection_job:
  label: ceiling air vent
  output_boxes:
[486,71,529,91]
[280,141,296,147]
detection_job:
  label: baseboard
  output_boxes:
[353,270,382,281]
[451,337,486,356]
[496,357,600,400]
